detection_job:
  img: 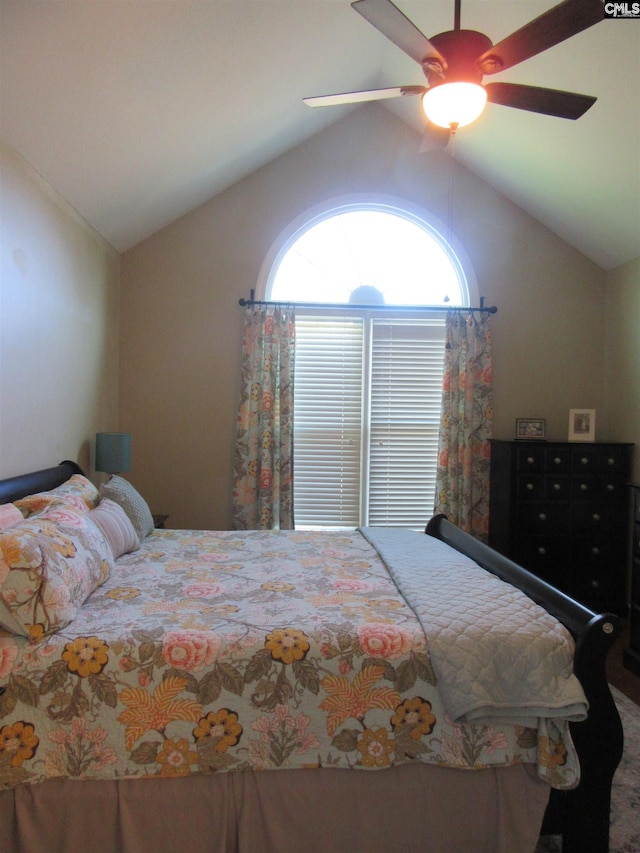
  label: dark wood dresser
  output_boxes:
[489,439,633,615]
[624,485,640,676]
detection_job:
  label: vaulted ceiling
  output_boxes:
[1,1,638,270]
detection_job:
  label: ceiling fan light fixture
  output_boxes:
[422,82,487,129]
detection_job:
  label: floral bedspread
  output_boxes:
[0,529,580,791]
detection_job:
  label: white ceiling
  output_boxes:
[1,1,639,270]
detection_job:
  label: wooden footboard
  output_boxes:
[426,514,624,853]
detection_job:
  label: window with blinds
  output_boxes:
[294,317,364,528]
[294,314,446,529]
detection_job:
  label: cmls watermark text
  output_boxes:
[604,2,640,17]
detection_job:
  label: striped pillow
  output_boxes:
[89,498,140,558]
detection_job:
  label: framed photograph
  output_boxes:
[568,409,596,442]
[515,418,546,440]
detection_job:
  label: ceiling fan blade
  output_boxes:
[419,123,452,153]
[351,0,445,67]
[478,0,604,74]
[303,85,426,108]
[485,82,597,119]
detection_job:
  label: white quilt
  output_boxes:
[359,527,588,727]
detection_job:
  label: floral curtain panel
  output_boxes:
[232,305,295,530]
[435,311,493,541]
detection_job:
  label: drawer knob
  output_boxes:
[537,546,546,555]
[606,483,614,492]
[591,546,600,555]
[527,456,535,464]
[590,579,600,589]
[526,483,534,491]
[538,513,547,521]
[607,458,615,466]
[553,457,562,465]
[581,457,589,465]
[580,483,588,491]
[553,482,561,491]
[592,513,601,522]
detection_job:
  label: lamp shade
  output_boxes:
[422,82,487,129]
[95,432,131,474]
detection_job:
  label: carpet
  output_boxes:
[610,686,640,853]
[537,686,640,852]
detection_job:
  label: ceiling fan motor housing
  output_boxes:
[306,0,600,124]
[424,30,494,86]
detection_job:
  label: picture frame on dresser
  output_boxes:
[515,418,546,440]
[568,408,596,441]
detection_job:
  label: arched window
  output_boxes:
[261,199,475,530]
[265,200,473,307]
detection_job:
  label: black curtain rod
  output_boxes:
[238,296,497,314]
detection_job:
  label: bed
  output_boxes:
[0,461,623,853]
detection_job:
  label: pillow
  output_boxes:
[0,504,24,531]
[0,505,113,639]
[100,475,154,540]
[14,474,100,519]
[89,498,140,558]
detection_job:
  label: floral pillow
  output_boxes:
[0,504,113,640]
[14,474,100,519]
[0,504,24,531]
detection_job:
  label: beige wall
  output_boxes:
[604,257,640,482]
[121,105,610,529]
[0,143,120,479]
[1,106,633,528]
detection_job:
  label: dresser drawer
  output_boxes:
[598,447,632,473]
[570,445,629,473]
[571,448,600,472]
[517,502,567,532]
[571,501,619,530]
[517,475,571,501]
[572,535,625,567]
[545,448,571,472]
[515,536,570,572]
[517,446,545,472]
[571,566,624,605]
[517,474,543,499]
[571,476,626,502]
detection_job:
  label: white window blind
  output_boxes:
[294,317,364,528]
[294,314,445,530]
[368,319,446,528]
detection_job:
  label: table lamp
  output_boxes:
[95,432,131,476]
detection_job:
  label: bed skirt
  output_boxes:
[1,762,549,853]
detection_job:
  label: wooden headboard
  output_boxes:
[0,460,84,505]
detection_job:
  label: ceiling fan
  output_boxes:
[304,0,603,141]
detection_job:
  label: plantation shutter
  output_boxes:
[294,317,364,527]
[368,319,446,528]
